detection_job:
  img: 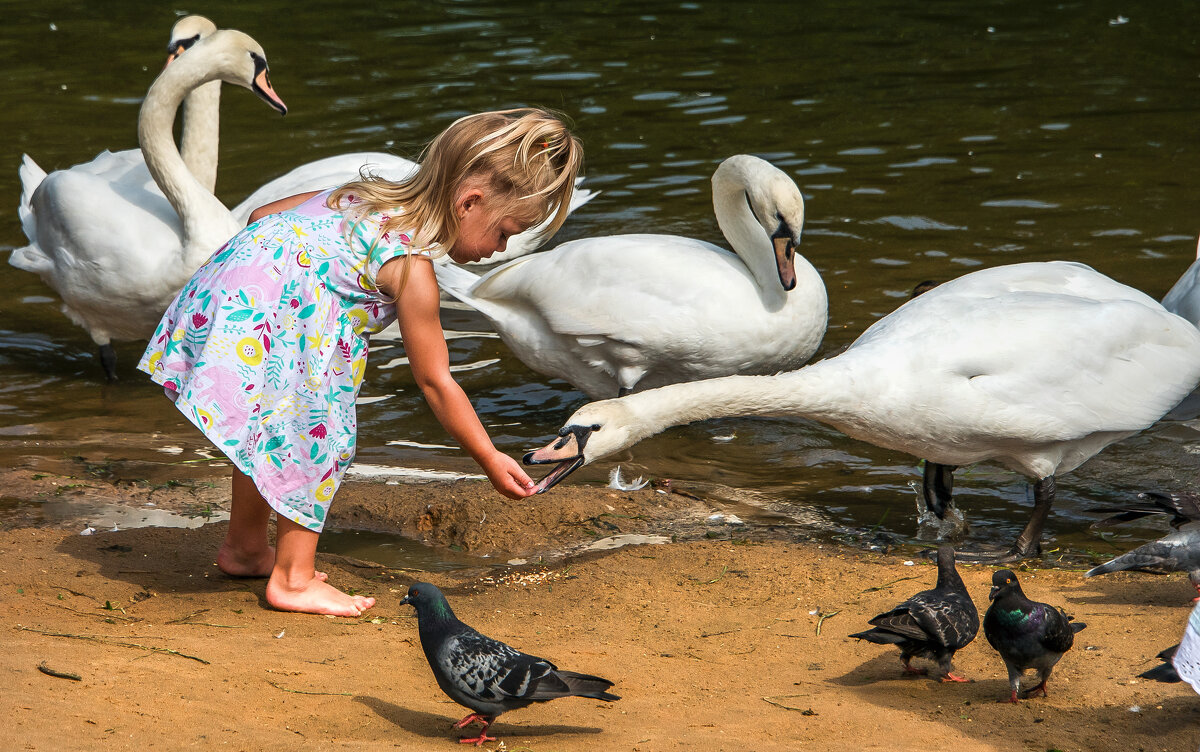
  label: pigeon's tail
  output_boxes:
[532,670,620,702]
[848,628,907,646]
[1085,547,1171,578]
[1139,662,1181,683]
[1069,621,1087,634]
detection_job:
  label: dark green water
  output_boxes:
[3,1,1200,556]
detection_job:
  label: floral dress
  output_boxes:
[139,190,419,531]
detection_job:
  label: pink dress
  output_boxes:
[139,190,418,531]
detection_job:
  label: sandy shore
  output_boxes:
[1,466,1198,751]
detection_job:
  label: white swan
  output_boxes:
[524,261,1200,559]
[14,15,219,281]
[434,154,827,398]
[10,29,287,379]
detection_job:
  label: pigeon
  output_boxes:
[849,545,979,681]
[400,582,620,746]
[1090,490,1200,528]
[1083,524,1200,601]
[1138,644,1181,683]
[983,569,1086,703]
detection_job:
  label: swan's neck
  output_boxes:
[712,178,808,309]
[179,81,221,193]
[618,361,859,443]
[139,57,234,266]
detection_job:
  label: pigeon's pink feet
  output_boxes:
[1023,680,1048,699]
[940,672,970,683]
[902,661,928,675]
[453,715,495,746]
[453,713,488,730]
[1000,690,1019,704]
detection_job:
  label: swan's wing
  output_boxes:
[229,152,419,225]
[846,266,1200,441]
[469,234,746,344]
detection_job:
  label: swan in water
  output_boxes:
[434,154,827,398]
[10,29,287,380]
[524,261,1200,560]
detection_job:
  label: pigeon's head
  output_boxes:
[989,569,1021,601]
[933,544,955,566]
[400,582,455,620]
[524,397,650,493]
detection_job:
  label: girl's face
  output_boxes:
[448,187,530,264]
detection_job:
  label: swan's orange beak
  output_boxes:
[773,233,797,291]
[251,62,287,115]
[523,428,590,493]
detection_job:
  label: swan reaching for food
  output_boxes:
[525,261,1200,560]
[435,154,827,398]
[10,29,287,380]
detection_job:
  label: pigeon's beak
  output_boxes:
[523,426,593,493]
[399,595,412,606]
[988,585,1000,601]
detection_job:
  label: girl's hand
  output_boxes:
[480,451,537,499]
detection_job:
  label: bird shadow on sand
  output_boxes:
[826,653,1200,749]
[354,696,604,742]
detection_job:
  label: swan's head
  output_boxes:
[191,29,288,115]
[523,399,646,493]
[166,15,217,64]
[714,154,805,291]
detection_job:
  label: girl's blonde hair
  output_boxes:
[328,108,583,291]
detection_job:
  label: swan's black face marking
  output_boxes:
[165,33,202,63]
[523,424,598,493]
[250,53,288,115]
[771,220,798,291]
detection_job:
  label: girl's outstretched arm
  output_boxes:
[383,257,536,499]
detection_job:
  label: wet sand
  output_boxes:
[2,466,1198,752]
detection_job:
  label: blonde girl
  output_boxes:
[139,109,583,616]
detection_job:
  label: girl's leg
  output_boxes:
[216,469,276,577]
[217,469,329,582]
[265,514,376,617]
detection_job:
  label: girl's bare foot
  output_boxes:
[265,572,374,617]
[217,543,327,582]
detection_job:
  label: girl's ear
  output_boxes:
[455,187,484,219]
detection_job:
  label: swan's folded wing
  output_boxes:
[469,234,746,343]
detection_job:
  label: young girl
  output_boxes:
[139,109,583,617]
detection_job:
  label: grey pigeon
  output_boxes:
[983,569,1086,703]
[1139,644,1181,683]
[849,545,979,681]
[401,582,619,746]
[1084,523,1200,601]
[1091,490,1200,528]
